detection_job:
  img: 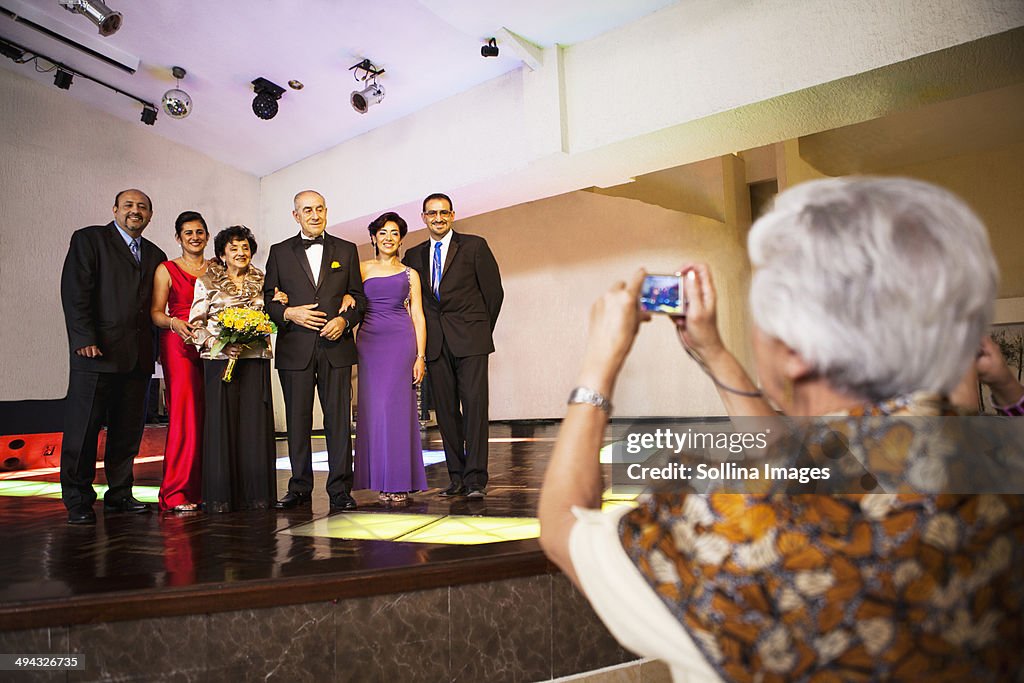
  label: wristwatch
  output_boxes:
[567,386,612,414]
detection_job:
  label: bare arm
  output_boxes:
[677,263,776,417]
[539,269,650,589]
[151,263,199,342]
[408,268,427,384]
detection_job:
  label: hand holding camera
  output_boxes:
[671,264,726,362]
[577,269,652,395]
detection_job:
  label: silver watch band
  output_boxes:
[567,386,612,414]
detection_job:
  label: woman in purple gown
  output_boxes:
[354,212,428,503]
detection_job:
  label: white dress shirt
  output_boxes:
[301,232,324,285]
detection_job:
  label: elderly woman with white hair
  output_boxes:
[539,177,1023,681]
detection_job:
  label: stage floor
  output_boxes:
[0,421,635,630]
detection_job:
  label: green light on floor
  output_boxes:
[284,513,443,541]
[396,515,540,545]
[0,481,159,502]
[0,481,59,497]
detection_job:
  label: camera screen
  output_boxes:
[640,274,683,315]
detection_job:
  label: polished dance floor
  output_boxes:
[0,423,652,682]
[0,421,626,629]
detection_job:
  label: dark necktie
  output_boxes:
[302,235,324,249]
[129,239,140,263]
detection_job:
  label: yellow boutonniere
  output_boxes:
[331,261,341,269]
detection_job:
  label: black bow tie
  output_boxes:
[302,235,324,249]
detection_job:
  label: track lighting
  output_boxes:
[1,36,156,126]
[58,0,122,37]
[53,68,73,90]
[161,66,192,119]
[348,59,385,114]
[481,38,499,58]
[251,77,285,120]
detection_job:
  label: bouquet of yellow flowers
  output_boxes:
[211,307,277,382]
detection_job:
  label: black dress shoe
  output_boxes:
[439,483,466,497]
[67,505,96,525]
[273,492,312,510]
[329,492,357,511]
[103,496,150,513]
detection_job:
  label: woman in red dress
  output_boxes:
[151,211,210,513]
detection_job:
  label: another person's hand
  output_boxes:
[413,356,426,384]
[75,345,103,358]
[977,335,1024,407]
[224,343,243,359]
[285,304,328,331]
[576,269,651,394]
[169,318,198,342]
[674,263,725,360]
[339,294,356,313]
[272,287,289,305]
[319,316,347,341]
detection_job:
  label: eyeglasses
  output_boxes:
[423,210,453,219]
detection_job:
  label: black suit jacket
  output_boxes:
[263,233,367,371]
[60,222,167,374]
[403,231,503,360]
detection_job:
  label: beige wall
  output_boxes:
[0,68,260,400]
[387,190,753,420]
[884,141,1024,299]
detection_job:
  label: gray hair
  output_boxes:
[748,176,997,401]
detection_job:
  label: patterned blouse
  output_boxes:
[188,262,272,361]
[619,395,1023,681]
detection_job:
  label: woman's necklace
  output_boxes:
[179,257,207,275]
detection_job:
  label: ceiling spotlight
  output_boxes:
[53,68,74,90]
[348,58,385,115]
[350,83,384,114]
[161,66,192,119]
[0,41,25,62]
[140,105,157,126]
[481,38,499,58]
[58,0,122,37]
[251,77,285,120]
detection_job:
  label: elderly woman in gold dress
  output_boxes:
[189,225,276,512]
[540,177,1023,681]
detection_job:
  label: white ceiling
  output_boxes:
[0,0,678,176]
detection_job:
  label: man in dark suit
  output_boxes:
[264,190,366,511]
[60,189,168,524]
[403,193,503,498]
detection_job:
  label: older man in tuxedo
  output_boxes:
[60,189,168,524]
[264,190,366,511]
[404,193,503,498]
